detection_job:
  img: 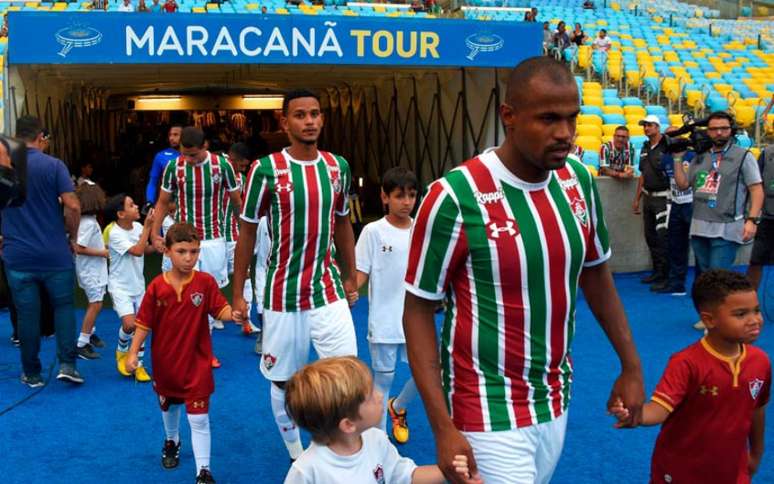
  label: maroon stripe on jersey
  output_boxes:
[271,152,292,312]
[449,234,485,432]
[406,182,444,285]
[529,189,567,418]
[298,164,321,310]
[177,159,187,224]
[466,159,531,426]
[211,154,222,239]
[319,151,341,305]
[557,167,596,260]
[194,163,205,239]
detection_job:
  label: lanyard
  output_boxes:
[711,143,731,172]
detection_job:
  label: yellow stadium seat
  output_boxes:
[602,135,614,144]
[577,125,603,137]
[275,7,288,13]
[205,3,219,10]
[245,3,258,9]
[602,124,621,136]
[583,82,602,91]
[668,114,684,126]
[343,9,357,15]
[374,6,385,12]
[578,114,603,126]
[625,71,641,89]
[623,106,646,117]
[685,89,704,108]
[625,114,644,125]
[583,97,604,107]
[576,136,602,153]
[733,105,756,128]
[602,105,624,115]
[192,6,205,12]
[626,124,645,136]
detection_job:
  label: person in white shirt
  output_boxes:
[74,183,108,360]
[160,200,177,273]
[105,193,155,382]
[284,356,478,484]
[117,0,134,11]
[252,215,271,354]
[592,29,612,51]
[356,167,419,445]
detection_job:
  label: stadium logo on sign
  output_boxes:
[465,32,504,61]
[55,24,103,58]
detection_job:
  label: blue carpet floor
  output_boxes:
[1,269,772,484]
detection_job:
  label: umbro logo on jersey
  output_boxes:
[487,220,518,239]
[191,293,203,307]
[474,189,504,205]
[381,245,393,253]
[750,378,764,399]
[275,183,294,193]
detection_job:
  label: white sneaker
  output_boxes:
[212,320,225,330]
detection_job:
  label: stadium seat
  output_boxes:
[601,106,624,115]
[577,124,603,137]
[627,124,645,136]
[578,114,603,126]
[576,136,602,153]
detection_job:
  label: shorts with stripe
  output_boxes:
[196,237,228,288]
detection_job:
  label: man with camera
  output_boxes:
[632,115,670,291]
[671,111,764,326]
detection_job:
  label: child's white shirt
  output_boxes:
[284,428,417,484]
[75,215,108,289]
[355,217,412,344]
[108,222,145,296]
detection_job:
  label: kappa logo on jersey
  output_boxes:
[749,378,764,400]
[373,465,385,484]
[487,220,518,240]
[275,182,294,193]
[191,293,204,307]
[263,353,277,370]
[474,188,504,205]
[381,245,393,253]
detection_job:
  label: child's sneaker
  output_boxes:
[135,366,151,382]
[116,351,131,377]
[195,468,216,484]
[56,365,84,384]
[387,397,410,444]
[77,344,100,360]
[161,439,181,469]
[89,333,105,348]
[211,356,221,368]
[212,320,225,330]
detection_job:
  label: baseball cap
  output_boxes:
[638,115,661,126]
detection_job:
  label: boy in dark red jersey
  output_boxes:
[611,269,769,484]
[126,223,241,484]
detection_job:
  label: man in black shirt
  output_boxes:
[632,115,670,290]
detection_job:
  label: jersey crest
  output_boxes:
[749,378,764,400]
[191,292,203,307]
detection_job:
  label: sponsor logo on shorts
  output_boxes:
[263,353,277,370]
[191,293,203,307]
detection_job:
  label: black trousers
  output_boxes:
[643,194,670,281]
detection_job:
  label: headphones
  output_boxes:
[706,110,739,137]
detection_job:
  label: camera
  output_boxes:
[664,114,714,155]
[0,135,27,209]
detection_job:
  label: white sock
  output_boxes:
[244,279,254,319]
[393,378,418,412]
[90,326,96,335]
[161,405,182,444]
[270,384,303,459]
[188,413,211,473]
[373,371,395,432]
[117,327,133,352]
[78,332,91,348]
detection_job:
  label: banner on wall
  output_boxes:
[8,12,542,67]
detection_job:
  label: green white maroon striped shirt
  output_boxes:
[161,152,240,241]
[224,171,247,243]
[241,149,351,312]
[405,151,611,432]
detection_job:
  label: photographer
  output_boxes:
[671,112,764,329]
[633,115,670,290]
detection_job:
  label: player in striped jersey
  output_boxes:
[151,127,241,289]
[403,57,645,484]
[232,90,358,460]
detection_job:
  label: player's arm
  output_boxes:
[411,462,481,484]
[232,219,257,321]
[229,189,242,215]
[748,405,766,475]
[334,214,358,304]
[152,190,172,252]
[632,174,644,213]
[356,270,369,290]
[145,154,164,205]
[405,293,477,484]
[124,326,149,372]
[580,262,644,427]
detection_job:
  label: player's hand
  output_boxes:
[631,199,640,215]
[152,235,166,254]
[452,454,484,484]
[144,208,155,226]
[742,220,757,242]
[748,452,762,475]
[607,367,645,428]
[232,296,248,323]
[124,352,139,373]
[343,278,358,307]
[608,397,632,428]
[436,427,479,484]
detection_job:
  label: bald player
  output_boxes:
[403,56,645,484]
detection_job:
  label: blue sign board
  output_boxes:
[8,12,542,67]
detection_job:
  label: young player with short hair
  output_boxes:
[74,182,108,359]
[611,269,770,483]
[106,194,155,381]
[355,166,419,444]
[126,223,241,484]
[284,356,479,484]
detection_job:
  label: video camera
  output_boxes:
[664,114,714,155]
[0,135,27,209]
